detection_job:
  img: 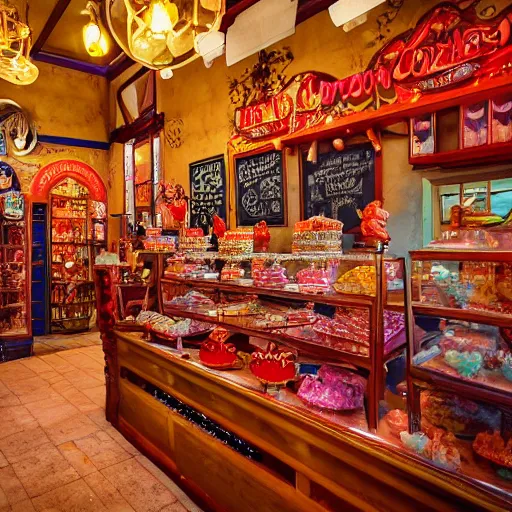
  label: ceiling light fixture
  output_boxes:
[82,1,109,57]
[106,0,225,71]
[0,0,38,85]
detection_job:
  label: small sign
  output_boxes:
[235,149,286,226]
[189,155,226,234]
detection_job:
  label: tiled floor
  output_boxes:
[33,331,102,356]
[0,344,202,512]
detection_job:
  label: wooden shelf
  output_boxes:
[410,365,512,410]
[280,73,512,145]
[51,216,87,220]
[162,276,375,308]
[410,249,512,262]
[162,303,373,370]
[409,140,512,168]
[412,303,512,328]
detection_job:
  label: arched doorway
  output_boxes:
[29,160,107,336]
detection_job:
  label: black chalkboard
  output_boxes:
[189,155,226,234]
[302,143,375,232]
[235,149,285,226]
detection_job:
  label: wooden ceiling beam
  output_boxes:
[31,0,73,56]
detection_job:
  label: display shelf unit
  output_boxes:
[49,187,108,334]
[406,248,512,431]
[0,206,32,360]
[160,250,406,431]
[94,262,512,512]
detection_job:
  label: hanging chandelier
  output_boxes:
[0,0,38,85]
[105,0,225,71]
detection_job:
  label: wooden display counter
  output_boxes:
[109,330,510,512]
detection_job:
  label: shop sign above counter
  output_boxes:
[230,2,512,146]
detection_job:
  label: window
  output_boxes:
[438,178,512,225]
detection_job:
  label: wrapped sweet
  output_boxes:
[292,216,343,253]
[400,426,461,471]
[297,365,365,411]
[421,390,501,436]
[249,342,296,385]
[221,263,244,281]
[252,263,289,288]
[296,265,331,294]
[199,327,241,369]
[444,350,483,378]
[178,228,209,252]
[218,229,254,256]
[334,266,376,296]
[382,409,408,438]
[438,327,497,356]
[473,431,512,469]
[169,291,215,307]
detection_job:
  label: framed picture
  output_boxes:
[491,96,512,144]
[410,113,435,157]
[0,129,6,156]
[189,154,226,234]
[461,101,489,148]
[233,147,287,227]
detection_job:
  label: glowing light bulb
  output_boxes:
[82,2,108,57]
[148,0,174,40]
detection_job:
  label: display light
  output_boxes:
[106,0,225,71]
[0,0,38,85]
[82,1,108,57]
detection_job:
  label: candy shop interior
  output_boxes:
[2,0,512,510]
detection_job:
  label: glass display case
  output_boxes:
[0,191,28,338]
[407,249,512,496]
[156,250,406,430]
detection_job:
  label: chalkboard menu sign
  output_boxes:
[189,155,226,233]
[235,149,285,226]
[302,143,375,231]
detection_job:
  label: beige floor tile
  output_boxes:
[57,442,96,477]
[160,503,188,512]
[81,386,105,407]
[84,471,135,512]
[0,486,9,509]
[0,364,37,386]
[38,355,77,374]
[42,413,99,446]
[135,456,201,512]
[0,428,51,464]
[0,451,8,469]
[37,370,67,385]
[12,443,80,498]
[25,396,78,428]
[61,370,103,391]
[10,499,36,512]
[18,358,53,375]
[0,465,29,504]
[103,427,139,457]
[0,406,38,440]
[0,381,21,408]
[31,479,107,512]
[74,431,131,470]
[51,383,97,414]
[86,409,111,431]
[4,377,50,399]
[101,459,177,512]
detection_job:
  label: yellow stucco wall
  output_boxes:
[0,61,109,142]
[107,0,512,255]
